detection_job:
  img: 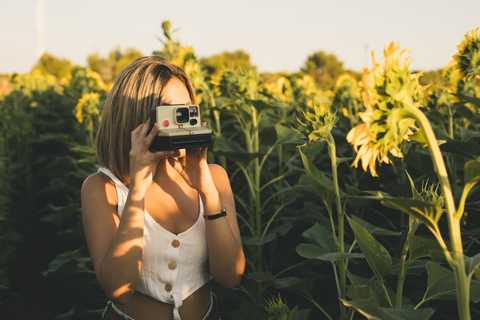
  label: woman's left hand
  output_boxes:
[168,147,217,196]
[168,122,217,196]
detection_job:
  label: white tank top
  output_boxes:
[98,168,211,320]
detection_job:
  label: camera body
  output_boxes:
[149,104,212,151]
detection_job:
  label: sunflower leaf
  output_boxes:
[346,215,393,282]
[340,299,435,320]
[299,148,337,205]
[381,198,443,234]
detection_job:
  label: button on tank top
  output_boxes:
[99,168,212,320]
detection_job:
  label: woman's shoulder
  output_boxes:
[81,171,118,205]
[208,163,227,177]
[208,164,230,189]
[82,171,114,189]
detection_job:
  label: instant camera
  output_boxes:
[149,104,212,151]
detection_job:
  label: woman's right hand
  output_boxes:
[129,119,173,193]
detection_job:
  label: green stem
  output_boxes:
[405,105,470,320]
[326,205,339,248]
[447,102,454,140]
[327,132,347,319]
[278,145,283,174]
[349,310,356,320]
[345,239,357,271]
[249,105,264,303]
[302,294,333,320]
[87,120,94,149]
[413,299,426,310]
[261,201,287,238]
[396,242,409,309]
[380,280,394,308]
[396,222,419,309]
[213,110,222,136]
[331,262,342,303]
[274,262,304,278]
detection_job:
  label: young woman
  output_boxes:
[81,56,245,320]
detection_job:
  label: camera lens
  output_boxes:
[175,107,189,123]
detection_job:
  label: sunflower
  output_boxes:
[442,60,462,93]
[170,47,196,69]
[75,92,100,124]
[347,42,424,176]
[453,28,480,81]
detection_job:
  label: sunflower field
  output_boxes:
[1,23,480,320]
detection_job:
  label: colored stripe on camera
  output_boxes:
[178,125,193,134]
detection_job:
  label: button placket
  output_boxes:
[164,238,179,295]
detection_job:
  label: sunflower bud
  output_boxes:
[419,181,444,208]
[297,104,337,144]
[453,28,480,81]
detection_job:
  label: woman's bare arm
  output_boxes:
[203,164,245,289]
[82,173,146,304]
[82,120,173,304]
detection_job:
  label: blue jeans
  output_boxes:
[102,293,220,320]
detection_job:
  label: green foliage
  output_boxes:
[34,52,73,80]
[346,216,393,289]
[0,65,105,318]
[200,50,256,76]
[302,51,360,91]
[346,271,413,309]
[417,69,447,87]
[341,299,435,320]
[87,46,143,84]
[296,223,364,261]
[152,20,181,61]
[419,262,480,304]
[299,148,336,206]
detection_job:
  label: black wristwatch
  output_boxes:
[203,206,227,220]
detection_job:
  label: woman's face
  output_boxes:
[161,77,192,106]
[160,77,192,158]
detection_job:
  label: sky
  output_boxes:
[1,0,479,75]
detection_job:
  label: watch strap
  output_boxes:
[203,206,227,220]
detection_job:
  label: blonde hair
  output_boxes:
[96,56,196,183]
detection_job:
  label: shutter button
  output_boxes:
[172,240,180,248]
[168,262,177,270]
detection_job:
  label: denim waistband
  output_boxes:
[102,293,218,320]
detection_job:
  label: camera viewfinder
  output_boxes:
[189,106,199,117]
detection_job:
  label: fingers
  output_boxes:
[153,149,174,160]
[200,146,208,158]
[131,119,160,150]
[143,122,159,147]
[168,157,185,175]
[131,119,149,146]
